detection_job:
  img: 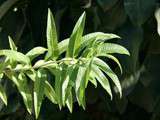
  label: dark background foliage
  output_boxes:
[0,0,160,120]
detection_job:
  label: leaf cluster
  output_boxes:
[0,9,129,119]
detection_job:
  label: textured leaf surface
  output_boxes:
[97,43,130,55]
[46,9,59,59]
[26,47,47,60]
[34,69,46,119]
[66,12,86,57]
[0,50,30,64]
[93,57,122,97]
[45,80,57,104]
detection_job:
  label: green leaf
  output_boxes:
[58,38,69,55]
[5,72,33,114]
[0,50,30,64]
[33,60,57,70]
[58,32,120,55]
[55,66,65,109]
[26,69,36,82]
[8,36,17,51]
[62,66,73,106]
[46,9,59,59]
[93,57,122,97]
[97,43,130,55]
[34,69,46,119]
[44,80,57,104]
[97,54,122,74]
[89,72,97,88]
[0,84,7,105]
[26,47,47,61]
[75,60,91,109]
[92,65,112,99]
[75,66,86,106]
[66,91,73,113]
[18,73,32,114]
[66,12,86,57]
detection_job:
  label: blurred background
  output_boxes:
[0,0,160,120]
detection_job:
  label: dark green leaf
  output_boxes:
[0,84,7,105]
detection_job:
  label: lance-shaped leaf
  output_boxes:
[97,43,130,55]
[75,66,86,106]
[46,9,59,59]
[66,12,86,57]
[0,84,7,105]
[18,73,32,114]
[97,54,122,74]
[55,66,65,109]
[0,50,30,64]
[58,32,120,55]
[8,36,17,51]
[93,57,122,97]
[66,90,73,113]
[45,80,57,104]
[26,47,47,61]
[34,69,46,119]
[75,61,91,109]
[62,66,74,106]
[92,65,112,99]
[5,72,32,114]
[89,71,97,88]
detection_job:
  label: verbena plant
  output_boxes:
[0,9,129,119]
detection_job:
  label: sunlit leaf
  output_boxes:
[58,32,120,55]
[66,12,86,57]
[66,91,73,113]
[45,80,57,104]
[8,36,17,51]
[0,50,30,64]
[92,65,112,99]
[97,43,130,55]
[93,57,122,97]
[26,47,47,61]
[46,9,59,59]
[97,54,122,74]
[18,73,32,114]
[34,69,46,119]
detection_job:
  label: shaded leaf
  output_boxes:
[124,0,156,26]
[0,84,7,105]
